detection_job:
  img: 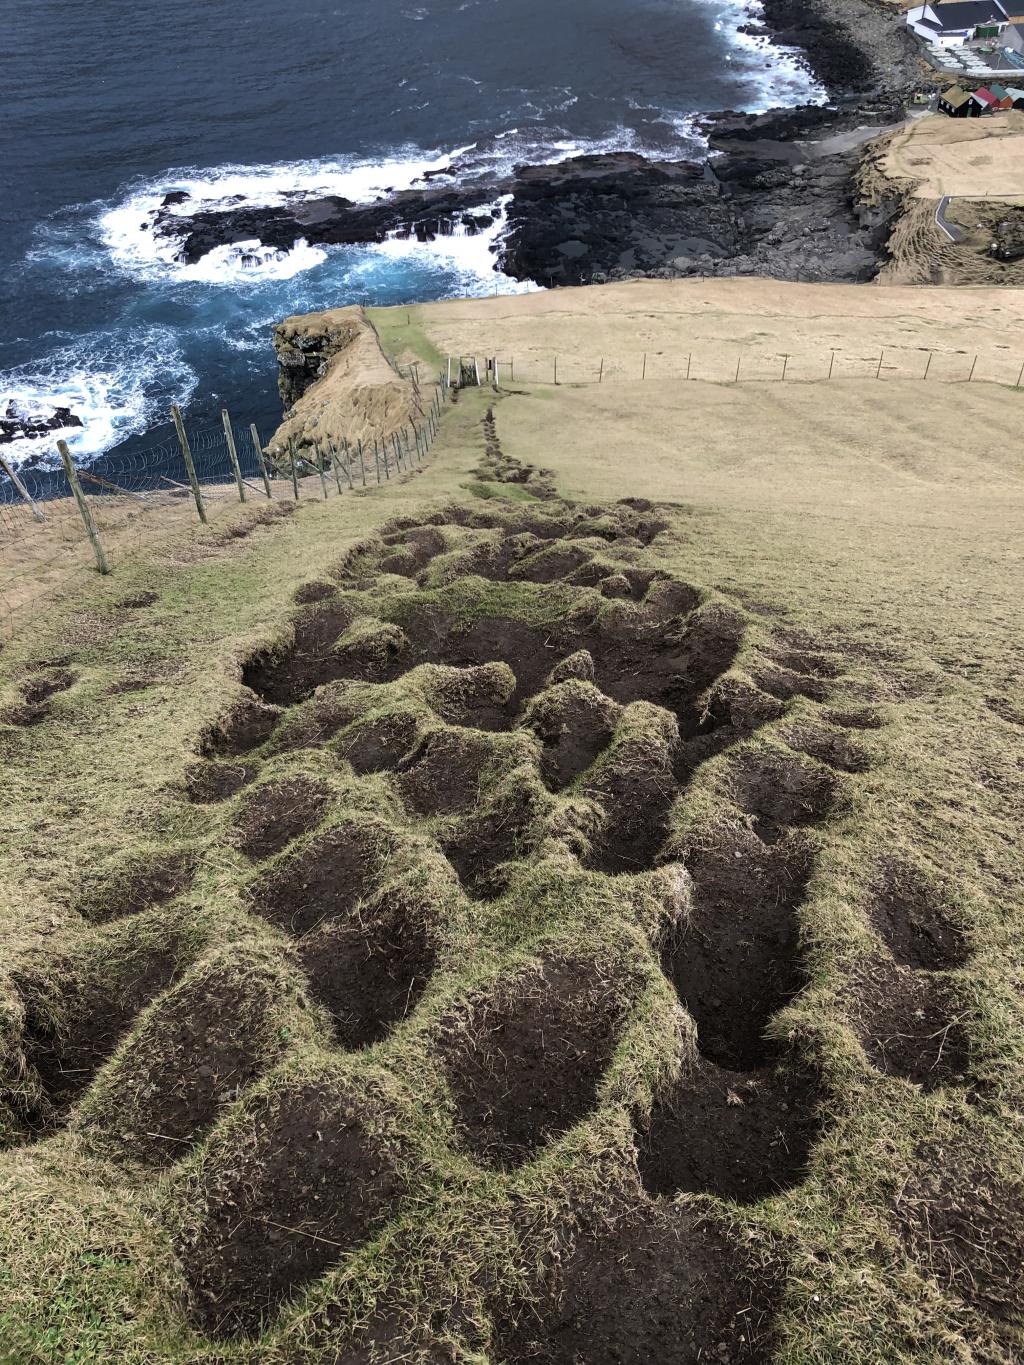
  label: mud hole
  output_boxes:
[868,859,971,972]
[440,959,633,1167]
[16,946,182,1125]
[852,956,970,1090]
[179,1080,408,1337]
[233,775,333,861]
[637,1052,823,1204]
[489,1193,781,1365]
[84,966,282,1166]
[662,830,812,1071]
[298,898,436,1049]
[249,821,391,938]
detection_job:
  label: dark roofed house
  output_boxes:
[939,83,977,112]
[1003,84,1024,106]
[907,0,1010,44]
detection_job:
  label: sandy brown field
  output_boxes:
[883,110,1024,201]
[377,277,1024,386]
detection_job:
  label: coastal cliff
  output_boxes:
[267,308,419,458]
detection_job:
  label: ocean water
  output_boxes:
[0,0,822,467]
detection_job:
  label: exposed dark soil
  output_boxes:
[336,712,421,774]
[637,1051,823,1203]
[185,757,258,803]
[180,1081,407,1336]
[298,898,436,1048]
[293,580,338,606]
[22,667,75,705]
[115,590,159,609]
[868,861,971,972]
[784,721,871,774]
[440,959,631,1167]
[489,1195,781,1364]
[242,603,355,706]
[249,822,390,937]
[77,850,194,922]
[509,544,594,585]
[852,956,970,1090]
[584,729,678,875]
[896,1142,1024,1326]
[423,661,517,732]
[89,969,279,1166]
[727,750,838,845]
[663,830,812,1070]
[825,706,884,731]
[439,791,538,899]
[202,692,283,757]
[406,616,561,715]
[397,729,497,817]
[19,947,181,1120]
[233,775,333,861]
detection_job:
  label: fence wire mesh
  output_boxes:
[0,379,449,640]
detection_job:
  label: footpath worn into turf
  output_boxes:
[0,389,1022,1364]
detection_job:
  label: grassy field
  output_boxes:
[0,280,1022,1363]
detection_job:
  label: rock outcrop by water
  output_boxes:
[1,403,83,448]
[151,0,927,291]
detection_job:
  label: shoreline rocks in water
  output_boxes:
[151,0,929,290]
[1,402,84,448]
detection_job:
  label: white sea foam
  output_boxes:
[358,195,538,296]
[98,146,478,284]
[703,0,827,111]
[0,330,196,469]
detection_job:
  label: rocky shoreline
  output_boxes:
[153,0,927,290]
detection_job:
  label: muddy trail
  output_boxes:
[0,431,1002,1363]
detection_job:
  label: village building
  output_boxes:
[907,0,1012,45]
[939,83,979,111]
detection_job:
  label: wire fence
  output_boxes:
[461,343,1024,388]
[0,371,451,640]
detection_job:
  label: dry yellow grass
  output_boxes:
[378,277,1024,387]
[883,111,1024,201]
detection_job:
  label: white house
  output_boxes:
[906,0,1012,46]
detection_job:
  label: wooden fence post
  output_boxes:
[967,354,978,382]
[828,350,837,380]
[334,439,352,491]
[642,352,647,380]
[357,439,367,486]
[314,443,329,500]
[56,439,109,575]
[780,354,789,382]
[171,403,207,524]
[923,351,933,381]
[598,357,604,383]
[287,438,300,500]
[875,350,885,380]
[221,408,246,502]
[250,424,273,498]
[1016,359,1024,387]
[686,353,692,382]
[0,453,45,523]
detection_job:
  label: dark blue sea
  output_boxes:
[1,0,820,467]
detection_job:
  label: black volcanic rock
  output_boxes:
[152,186,502,265]
[1,403,84,448]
